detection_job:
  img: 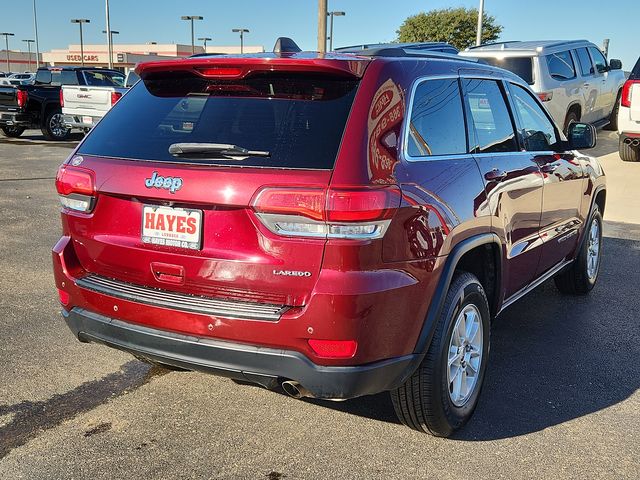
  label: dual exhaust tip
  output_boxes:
[624,138,640,147]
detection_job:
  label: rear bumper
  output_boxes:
[62,114,99,129]
[0,111,32,127]
[64,307,417,399]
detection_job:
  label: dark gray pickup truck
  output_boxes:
[0,66,124,140]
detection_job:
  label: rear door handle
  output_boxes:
[484,169,508,181]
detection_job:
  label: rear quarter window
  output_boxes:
[546,51,576,81]
[78,72,359,169]
[630,58,640,80]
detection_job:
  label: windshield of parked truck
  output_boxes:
[480,56,534,85]
[83,70,125,87]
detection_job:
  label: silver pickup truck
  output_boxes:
[61,69,126,130]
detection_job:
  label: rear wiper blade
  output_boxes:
[168,143,270,160]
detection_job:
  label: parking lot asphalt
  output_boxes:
[0,130,638,479]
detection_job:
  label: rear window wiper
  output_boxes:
[168,143,270,160]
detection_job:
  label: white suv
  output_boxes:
[460,40,625,132]
[618,57,640,162]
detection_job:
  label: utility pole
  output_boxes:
[23,39,35,71]
[71,19,90,66]
[198,37,212,50]
[105,0,113,69]
[318,0,327,53]
[327,11,345,51]
[1,32,15,72]
[181,16,204,55]
[232,28,249,54]
[33,0,40,68]
[102,30,119,65]
[476,0,485,47]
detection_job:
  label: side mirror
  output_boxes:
[567,122,596,150]
[609,59,622,70]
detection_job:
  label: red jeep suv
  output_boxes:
[53,40,605,437]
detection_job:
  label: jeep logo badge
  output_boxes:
[144,171,183,194]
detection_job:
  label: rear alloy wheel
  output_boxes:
[619,136,640,162]
[390,272,490,437]
[554,205,603,294]
[605,91,621,131]
[41,109,70,141]
[1,126,25,138]
[563,110,579,135]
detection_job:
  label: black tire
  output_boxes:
[554,205,603,294]
[619,136,640,162]
[563,110,579,135]
[605,91,621,131]
[390,272,491,437]
[41,109,70,141]
[1,126,26,138]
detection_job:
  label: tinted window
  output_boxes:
[61,70,79,85]
[480,57,534,85]
[546,51,576,80]
[50,71,62,86]
[125,71,140,87]
[588,47,608,74]
[463,79,518,154]
[631,58,640,80]
[78,73,359,169]
[407,78,467,157]
[83,70,125,87]
[575,48,594,76]
[509,84,559,151]
[34,69,51,84]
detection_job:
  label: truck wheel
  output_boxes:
[1,126,25,138]
[605,91,621,131]
[41,109,70,141]
[390,272,490,437]
[563,110,579,134]
[619,136,640,162]
[554,205,603,294]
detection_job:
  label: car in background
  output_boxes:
[336,41,458,55]
[460,40,625,132]
[53,39,605,437]
[61,69,127,132]
[0,66,124,140]
[9,73,36,85]
[618,57,640,162]
[124,70,140,87]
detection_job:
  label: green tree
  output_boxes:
[397,7,502,51]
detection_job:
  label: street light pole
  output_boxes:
[102,30,119,65]
[476,0,485,47]
[232,28,249,54]
[33,0,40,68]
[198,37,212,50]
[318,0,327,53]
[71,19,90,66]
[181,16,204,55]
[327,11,345,51]
[1,33,14,72]
[105,0,113,69]
[23,39,35,71]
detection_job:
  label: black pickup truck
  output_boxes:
[0,66,124,141]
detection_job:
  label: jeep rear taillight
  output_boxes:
[59,89,64,107]
[55,164,96,212]
[111,91,122,106]
[621,79,640,108]
[17,89,28,108]
[251,185,401,239]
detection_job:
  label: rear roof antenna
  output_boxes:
[273,37,302,54]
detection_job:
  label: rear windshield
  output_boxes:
[83,70,125,87]
[481,56,534,85]
[78,72,359,169]
[631,58,640,80]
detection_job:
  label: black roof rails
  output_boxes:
[273,37,302,54]
[467,40,521,50]
[353,47,480,64]
[336,42,458,55]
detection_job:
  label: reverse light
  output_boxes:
[537,91,553,102]
[110,91,123,106]
[55,164,96,212]
[308,339,357,359]
[621,79,640,108]
[17,89,28,108]
[251,186,401,240]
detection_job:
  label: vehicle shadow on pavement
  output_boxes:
[306,223,640,440]
[590,130,620,157]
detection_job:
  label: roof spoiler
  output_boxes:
[273,37,302,54]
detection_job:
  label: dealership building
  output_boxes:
[1,43,265,73]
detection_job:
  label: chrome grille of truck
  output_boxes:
[76,274,289,321]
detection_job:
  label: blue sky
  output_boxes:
[2,0,638,69]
